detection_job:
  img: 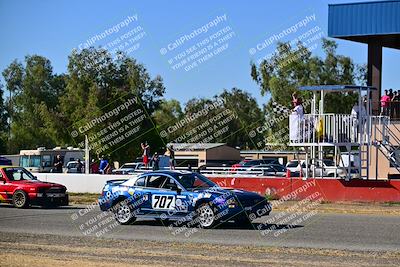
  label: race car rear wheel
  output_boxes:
[113,200,136,225]
[12,190,29,208]
[196,203,216,229]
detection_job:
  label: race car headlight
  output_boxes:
[213,197,226,206]
[36,193,43,197]
[213,196,238,208]
[227,198,238,208]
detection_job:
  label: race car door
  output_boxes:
[0,169,9,202]
[144,174,177,217]
[0,168,17,202]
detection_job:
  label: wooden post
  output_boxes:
[367,42,382,115]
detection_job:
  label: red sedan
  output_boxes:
[0,166,69,208]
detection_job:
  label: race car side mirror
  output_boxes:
[176,188,182,195]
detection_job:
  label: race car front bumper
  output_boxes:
[217,198,272,222]
[243,199,272,219]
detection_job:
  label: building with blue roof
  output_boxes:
[328,0,400,113]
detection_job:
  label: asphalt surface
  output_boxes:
[0,204,399,252]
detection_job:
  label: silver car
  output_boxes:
[247,164,287,177]
[112,162,145,174]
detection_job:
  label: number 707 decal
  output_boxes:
[152,195,175,210]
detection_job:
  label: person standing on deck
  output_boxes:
[351,98,367,142]
[167,145,175,170]
[394,91,400,119]
[141,142,150,169]
[151,152,160,171]
[381,90,390,116]
[289,97,304,143]
[389,89,395,117]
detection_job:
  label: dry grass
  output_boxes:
[69,193,101,205]
[1,232,399,267]
[273,200,400,215]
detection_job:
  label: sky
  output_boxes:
[0,0,399,107]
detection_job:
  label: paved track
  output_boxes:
[0,205,399,252]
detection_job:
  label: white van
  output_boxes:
[286,159,347,177]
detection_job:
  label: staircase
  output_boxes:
[359,145,369,179]
[372,117,400,174]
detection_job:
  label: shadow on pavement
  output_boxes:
[131,219,304,230]
[0,204,81,210]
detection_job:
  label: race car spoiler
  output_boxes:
[106,179,129,185]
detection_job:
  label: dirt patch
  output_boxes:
[273,201,400,216]
[69,193,101,205]
[1,232,399,267]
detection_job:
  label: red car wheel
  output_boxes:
[12,190,29,208]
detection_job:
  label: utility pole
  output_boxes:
[85,135,90,174]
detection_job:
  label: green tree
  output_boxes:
[61,49,165,125]
[59,48,166,162]
[37,73,68,144]
[0,83,8,153]
[2,56,62,153]
[2,60,23,152]
[220,88,264,148]
[181,88,263,149]
[153,99,183,127]
[2,49,166,162]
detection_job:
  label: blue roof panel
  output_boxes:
[328,1,400,37]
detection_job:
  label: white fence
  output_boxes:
[36,167,287,193]
[289,113,367,144]
[36,173,133,194]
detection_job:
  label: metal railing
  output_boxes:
[289,113,363,144]
[371,101,400,120]
[371,116,400,172]
[108,165,358,178]
[111,166,288,177]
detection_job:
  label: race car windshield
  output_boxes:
[4,167,36,181]
[174,173,217,190]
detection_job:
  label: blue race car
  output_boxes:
[98,170,272,228]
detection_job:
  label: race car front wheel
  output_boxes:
[113,200,136,225]
[196,204,216,229]
[12,190,29,208]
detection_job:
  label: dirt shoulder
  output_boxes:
[1,232,399,267]
[69,193,400,215]
[273,200,400,215]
